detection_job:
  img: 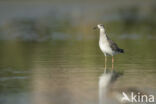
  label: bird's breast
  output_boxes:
[99,40,114,56]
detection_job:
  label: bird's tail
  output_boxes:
[119,49,124,53]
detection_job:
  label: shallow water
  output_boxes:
[0,39,156,104]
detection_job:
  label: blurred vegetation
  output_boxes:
[116,6,156,34]
[0,5,156,41]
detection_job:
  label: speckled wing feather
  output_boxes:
[107,36,124,53]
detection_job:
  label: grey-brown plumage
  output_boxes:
[107,36,124,54]
[94,24,124,70]
[96,24,124,56]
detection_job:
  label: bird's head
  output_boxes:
[93,24,105,31]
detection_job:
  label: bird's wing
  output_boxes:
[107,37,120,51]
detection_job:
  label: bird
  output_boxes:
[94,24,124,71]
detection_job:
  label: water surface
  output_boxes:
[0,39,156,104]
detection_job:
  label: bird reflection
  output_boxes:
[99,71,122,104]
[99,70,148,104]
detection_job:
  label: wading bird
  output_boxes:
[94,24,124,71]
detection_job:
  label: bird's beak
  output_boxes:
[93,26,97,30]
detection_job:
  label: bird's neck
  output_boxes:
[99,29,107,41]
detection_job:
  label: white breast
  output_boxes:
[99,29,115,56]
[99,40,114,56]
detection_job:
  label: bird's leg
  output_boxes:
[104,55,107,73]
[112,56,114,70]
